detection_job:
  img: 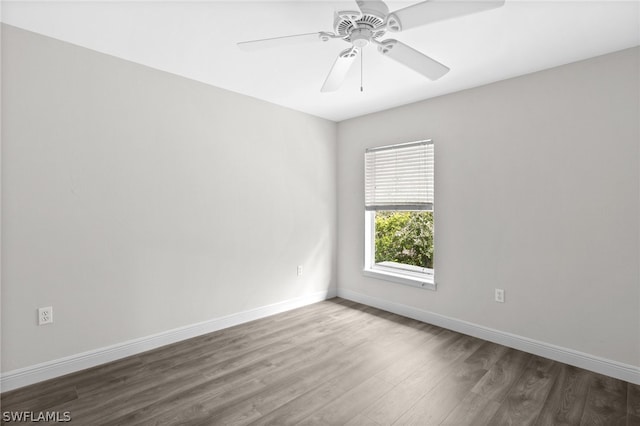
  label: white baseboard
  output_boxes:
[337,288,640,385]
[0,289,337,393]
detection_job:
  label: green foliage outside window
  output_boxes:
[374,211,434,269]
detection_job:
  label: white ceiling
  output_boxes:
[2,0,639,121]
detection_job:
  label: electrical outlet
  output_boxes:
[494,288,505,303]
[38,306,53,325]
[297,265,303,276]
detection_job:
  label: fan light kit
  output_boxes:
[238,0,505,92]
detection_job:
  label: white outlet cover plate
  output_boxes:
[38,306,53,325]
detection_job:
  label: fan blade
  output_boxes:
[238,32,328,51]
[321,47,359,92]
[377,40,449,80]
[356,0,390,16]
[387,0,505,32]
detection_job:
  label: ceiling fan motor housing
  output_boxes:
[350,28,374,47]
[334,11,386,45]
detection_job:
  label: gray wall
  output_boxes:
[337,47,640,367]
[1,25,337,372]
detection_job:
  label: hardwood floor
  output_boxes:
[1,298,637,425]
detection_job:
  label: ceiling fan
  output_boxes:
[238,0,505,92]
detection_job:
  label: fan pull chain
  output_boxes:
[360,49,364,92]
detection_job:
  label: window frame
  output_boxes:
[363,211,436,290]
[363,140,436,291]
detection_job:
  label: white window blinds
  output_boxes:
[365,140,434,211]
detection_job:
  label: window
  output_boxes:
[363,140,435,290]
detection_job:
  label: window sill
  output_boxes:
[363,267,436,291]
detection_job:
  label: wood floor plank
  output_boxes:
[391,356,488,425]
[233,354,362,424]
[247,341,379,417]
[296,376,393,425]
[579,373,628,426]
[437,333,485,364]
[629,382,640,416]
[362,334,483,425]
[463,340,509,371]
[1,298,635,426]
[248,320,436,426]
[345,413,382,426]
[440,391,501,426]
[372,329,457,386]
[246,365,375,426]
[470,346,532,402]
[628,413,640,426]
[533,364,590,426]
[488,355,559,426]
[252,312,438,422]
